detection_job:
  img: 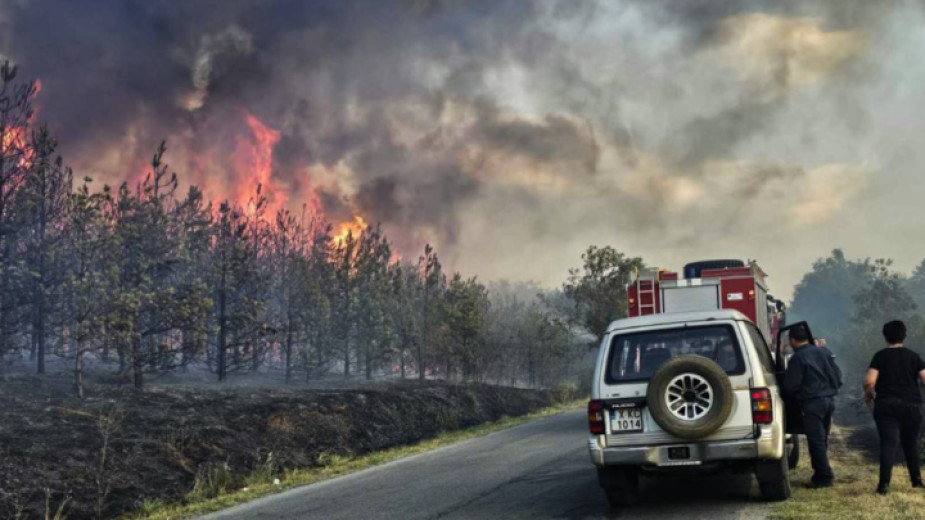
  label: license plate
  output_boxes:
[609,407,643,433]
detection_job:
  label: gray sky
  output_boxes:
[2,0,922,299]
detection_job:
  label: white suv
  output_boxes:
[588,309,800,506]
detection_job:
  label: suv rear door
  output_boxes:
[598,321,755,444]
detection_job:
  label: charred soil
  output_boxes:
[0,376,564,519]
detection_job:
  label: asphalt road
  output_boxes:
[201,409,768,520]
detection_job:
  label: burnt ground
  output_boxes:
[0,373,567,519]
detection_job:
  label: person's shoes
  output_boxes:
[876,483,890,495]
[807,480,834,489]
[912,480,924,488]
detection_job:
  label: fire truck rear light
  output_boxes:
[750,388,773,425]
[588,400,605,434]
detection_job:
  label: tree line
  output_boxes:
[790,249,925,380]
[14,57,908,398]
[0,64,602,393]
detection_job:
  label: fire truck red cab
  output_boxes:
[627,259,786,342]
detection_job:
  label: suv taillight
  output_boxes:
[751,388,773,425]
[588,400,605,434]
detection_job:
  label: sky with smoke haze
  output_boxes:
[1,0,922,299]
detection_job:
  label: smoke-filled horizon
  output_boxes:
[1,0,921,299]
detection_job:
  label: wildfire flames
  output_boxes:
[0,79,41,169]
[231,112,370,239]
[234,112,285,216]
[334,215,369,244]
[1,123,36,170]
[16,77,372,245]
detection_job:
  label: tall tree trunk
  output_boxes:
[117,345,126,373]
[217,286,227,382]
[343,336,350,378]
[365,340,373,380]
[251,341,260,372]
[29,317,36,361]
[181,329,191,372]
[217,222,228,382]
[417,341,424,380]
[285,316,293,384]
[305,341,312,382]
[0,135,6,370]
[75,340,84,399]
[35,173,47,375]
[35,281,45,374]
[400,348,406,379]
[131,339,144,389]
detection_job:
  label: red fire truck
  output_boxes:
[627,259,786,342]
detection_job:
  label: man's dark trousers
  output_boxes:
[874,398,923,486]
[803,396,835,483]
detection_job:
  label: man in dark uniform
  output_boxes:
[782,324,843,488]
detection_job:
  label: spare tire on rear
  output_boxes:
[646,355,734,439]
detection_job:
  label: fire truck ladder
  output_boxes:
[636,277,658,315]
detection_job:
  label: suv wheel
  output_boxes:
[646,356,734,439]
[598,467,639,507]
[756,457,792,501]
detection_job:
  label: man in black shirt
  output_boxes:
[783,324,842,488]
[863,320,925,495]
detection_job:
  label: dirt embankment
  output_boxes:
[0,378,569,519]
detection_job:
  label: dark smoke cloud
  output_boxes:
[0,0,919,296]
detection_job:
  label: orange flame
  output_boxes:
[1,125,33,169]
[28,79,42,125]
[333,215,368,244]
[233,112,285,216]
[0,78,41,169]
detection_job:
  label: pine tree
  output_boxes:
[302,225,336,379]
[0,62,37,372]
[18,126,72,374]
[108,143,211,389]
[332,231,359,378]
[63,179,114,397]
[354,224,393,379]
[416,244,446,380]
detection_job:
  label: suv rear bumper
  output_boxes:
[589,436,759,467]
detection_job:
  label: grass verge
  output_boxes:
[772,426,925,520]
[126,399,583,520]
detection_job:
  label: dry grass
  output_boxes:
[772,426,925,519]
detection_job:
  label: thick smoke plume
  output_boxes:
[0,0,920,295]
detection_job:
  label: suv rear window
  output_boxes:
[605,324,745,383]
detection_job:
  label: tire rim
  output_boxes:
[665,373,713,421]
